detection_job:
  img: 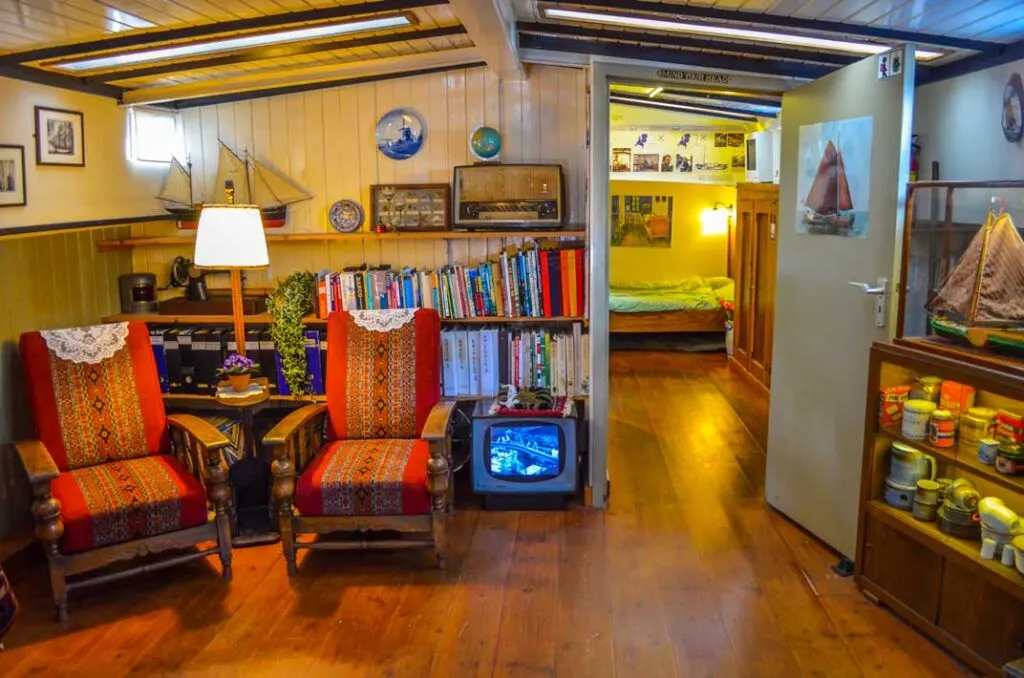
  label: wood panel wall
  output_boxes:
[130,65,589,287]
[0,226,132,541]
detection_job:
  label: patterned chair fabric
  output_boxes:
[324,309,441,441]
[51,455,208,553]
[20,322,168,471]
[294,438,431,517]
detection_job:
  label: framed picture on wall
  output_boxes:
[34,106,85,166]
[0,145,26,207]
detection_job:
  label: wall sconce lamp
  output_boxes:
[700,202,733,236]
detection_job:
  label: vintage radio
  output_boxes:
[453,163,565,230]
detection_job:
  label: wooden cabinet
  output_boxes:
[730,183,777,392]
[856,341,1024,676]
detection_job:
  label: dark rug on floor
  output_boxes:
[610,332,726,353]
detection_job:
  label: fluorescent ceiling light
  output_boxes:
[54,15,411,72]
[648,86,664,97]
[544,8,944,61]
[611,95,757,121]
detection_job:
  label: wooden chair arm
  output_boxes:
[264,404,328,450]
[421,401,456,443]
[13,440,59,484]
[167,414,231,451]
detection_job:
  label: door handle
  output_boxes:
[848,280,886,295]
[848,278,888,328]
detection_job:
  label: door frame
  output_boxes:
[587,58,805,507]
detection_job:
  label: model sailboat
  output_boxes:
[928,211,1024,350]
[802,140,855,232]
[157,142,312,229]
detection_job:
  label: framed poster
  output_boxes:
[0,145,26,207]
[34,106,85,166]
[796,116,873,238]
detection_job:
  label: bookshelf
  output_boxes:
[98,229,587,252]
[102,314,586,325]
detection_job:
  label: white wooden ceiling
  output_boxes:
[513,0,1024,43]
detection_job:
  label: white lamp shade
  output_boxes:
[194,204,269,268]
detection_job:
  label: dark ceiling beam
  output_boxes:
[98,25,466,83]
[610,94,762,121]
[170,60,486,109]
[518,33,833,80]
[542,0,995,52]
[519,20,858,67]
[0,0,444,65]
[917,38,1024,86]
[0,63,123,98]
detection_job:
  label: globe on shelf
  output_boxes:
[470,125,502,161]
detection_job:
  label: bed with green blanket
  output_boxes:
[609,276,733,333]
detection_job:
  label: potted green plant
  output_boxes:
[267,271,317,395]
[218,353,259,392]
[722,299,735,357]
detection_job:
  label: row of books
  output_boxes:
[441,324,589,398]
[147,327,326,396]
[317,246,586,320]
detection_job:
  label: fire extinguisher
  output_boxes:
[910,134,921,182]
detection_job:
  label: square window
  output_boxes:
[129,107,181,163]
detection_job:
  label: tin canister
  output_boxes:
[996,409,1024,444]
[960,407,997,445]
[912,376,943,403]
[979,438,1000,465]
[902,400,937,440]
[928,410,956,448]
[996,452,1024,476]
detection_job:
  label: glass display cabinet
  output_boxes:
[856,341,1024,675]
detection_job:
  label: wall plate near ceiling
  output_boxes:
[1002,73,1023,143]
[375,108,425,160]
[328,199,364,233]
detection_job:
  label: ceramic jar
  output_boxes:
[902,400,937,440]
[928,409,956,448]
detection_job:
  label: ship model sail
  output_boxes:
[928,211,1024,350]
[802,140,855,232]
[157,141,311,229]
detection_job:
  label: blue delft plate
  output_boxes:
[375,108,425,160]
[328,199,364,233]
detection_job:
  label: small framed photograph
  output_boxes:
[34,106,85,166]
[0,145,26,207]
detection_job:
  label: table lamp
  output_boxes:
[194,183,268,357]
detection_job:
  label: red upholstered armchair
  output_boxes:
[15,321,233,621]
[265,308,454,573]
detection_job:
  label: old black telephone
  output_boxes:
[170,256,209,301]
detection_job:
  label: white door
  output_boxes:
[765,49,915,559]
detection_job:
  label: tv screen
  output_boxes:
[487,423,564,480]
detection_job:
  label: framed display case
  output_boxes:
[370,183,451,232]
[856,341,1024,676]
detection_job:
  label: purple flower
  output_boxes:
[219,353,259,375]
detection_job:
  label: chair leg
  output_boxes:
[215,511,233,581]
[278,500,297,576]
[47,551,68,623]
[432,512,446,571]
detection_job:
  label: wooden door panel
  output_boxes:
[938,559,1024,668]
[860,515,943,622]
[734,200,754,369]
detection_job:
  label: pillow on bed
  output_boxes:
[610,275,706,292]
[705,276,734,290]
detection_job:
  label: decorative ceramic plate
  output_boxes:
[328,199,364,233]
[375,108,425,160]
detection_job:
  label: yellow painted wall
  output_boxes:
[0,77,166,230]
[0,226,133,540]
[609,181,736,284]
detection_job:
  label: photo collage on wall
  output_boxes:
[610,194,673,248]
[610,129,746,183]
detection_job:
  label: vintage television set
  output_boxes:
[453,163,565,230]
[471,407,578,509]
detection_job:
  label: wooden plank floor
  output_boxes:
[0,352,973,677]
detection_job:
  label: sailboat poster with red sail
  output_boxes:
[796,116,873,238]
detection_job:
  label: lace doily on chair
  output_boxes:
[350,309,417,332]
[40,322,130,364]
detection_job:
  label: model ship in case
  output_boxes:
[158,142,312,229]
[453,163,564,230]
[927,209,1024,351]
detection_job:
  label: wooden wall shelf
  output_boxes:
[97,230,587,251]
[103,314,586,325]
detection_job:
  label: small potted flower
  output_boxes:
[218,353,260,392]
[721,300,735,357]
